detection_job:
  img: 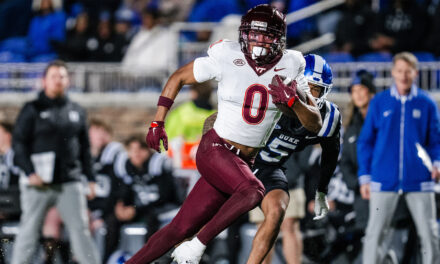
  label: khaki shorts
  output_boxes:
[249,188,306,223]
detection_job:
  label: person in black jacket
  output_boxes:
[340,69,375,240]
[10,60,101,264]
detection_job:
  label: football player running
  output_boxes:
[126,5,322,264]
[247,54,341,264]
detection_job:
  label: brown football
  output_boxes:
[271,75,307,118]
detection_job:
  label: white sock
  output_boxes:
[191,237,206,252]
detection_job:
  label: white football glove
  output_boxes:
[313,191,329,220]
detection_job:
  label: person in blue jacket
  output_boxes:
[357,52,440,264]
[27,0,66,60]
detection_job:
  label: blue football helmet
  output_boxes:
[106,250,132,264]
[303,54,333,102]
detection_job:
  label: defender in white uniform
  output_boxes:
[128,5,322,264]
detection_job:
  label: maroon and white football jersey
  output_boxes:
[193,39,308,148]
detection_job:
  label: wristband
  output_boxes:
[157,96,174,109]
[150,121,164,128]
[287,97,296,107]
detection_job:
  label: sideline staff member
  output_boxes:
[11,60,101,264]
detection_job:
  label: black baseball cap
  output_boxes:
[348,69,376,94]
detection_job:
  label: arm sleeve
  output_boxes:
[318,125,341,194]
[357,98,378,184]
[78,109,95,182]
[426,98,440,167]
[12,103,36,176]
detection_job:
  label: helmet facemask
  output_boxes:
[240,29,284,64]
[308,81,332,109]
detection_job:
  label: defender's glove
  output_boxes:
[268,75,299,107]
[313,191,329,220]
[146,121,168,152]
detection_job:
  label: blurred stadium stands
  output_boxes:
[0,0,438,97]
[0,60,439,94]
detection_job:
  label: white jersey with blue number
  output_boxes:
[193,39,309,147]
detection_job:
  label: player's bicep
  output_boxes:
[173,61,198,84]
[161,61,198,100]
[193,56,221,82]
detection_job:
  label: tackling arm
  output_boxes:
[269,75,322,134]
[291,93,322,134]
[318,131,341,193]
[313,129,340,220]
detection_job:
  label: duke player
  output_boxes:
[248,54,341,263]
[127,5,322,264]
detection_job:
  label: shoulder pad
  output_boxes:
[207,39,236,59]
[148,153,170,176]
[100,142,125,165]
[113,152,132,184]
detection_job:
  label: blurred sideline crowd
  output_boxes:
[0,0,440,68]
[0,58,439,264]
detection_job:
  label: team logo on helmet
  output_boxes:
[251,20,268,30]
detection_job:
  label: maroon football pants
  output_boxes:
[126,129,265,263]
